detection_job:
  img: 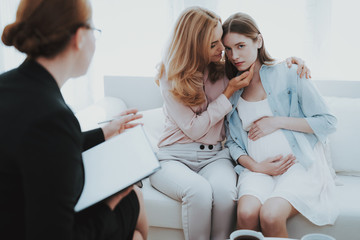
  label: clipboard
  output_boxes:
[75,125,160,212]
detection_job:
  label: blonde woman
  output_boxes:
[149,7,310,240]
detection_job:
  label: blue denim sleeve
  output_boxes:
[297,76,337,143]
[224,114,247,170]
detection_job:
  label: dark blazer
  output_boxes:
[0,60,137,240]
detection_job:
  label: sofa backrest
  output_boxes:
[314,80,360,98]
[103,78,360,110]
[314,81,360,176]
[104,76,163,111]
[104,77,360,176]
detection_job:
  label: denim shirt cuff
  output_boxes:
[234,164,245,175]
[305,118,329,144]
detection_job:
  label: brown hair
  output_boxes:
[222,12,274,80]
[1,0,92,59]
[156,7,224,107]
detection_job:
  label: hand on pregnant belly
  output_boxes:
[254,154,296,176]
[248,116,278,141]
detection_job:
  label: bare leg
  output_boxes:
[132,186,148,240]
[260,197,298,237]
[132,230,143,240]
[237,195,262,231]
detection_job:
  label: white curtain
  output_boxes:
[1,0,360,112]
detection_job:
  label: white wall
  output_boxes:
[1,0,359,111]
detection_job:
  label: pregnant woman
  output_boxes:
[223,12,339,238]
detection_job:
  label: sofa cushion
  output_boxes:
[325,97,360,176]
[287,175,360,239]
[142,178,182,229]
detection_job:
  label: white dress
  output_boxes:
[236,96,338,226]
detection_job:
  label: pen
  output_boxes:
[97,117,122,125]
[97,113,135,125]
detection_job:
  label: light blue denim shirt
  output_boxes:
[225,62,337,173]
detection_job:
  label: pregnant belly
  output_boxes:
[247,129,293,162]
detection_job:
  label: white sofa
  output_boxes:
[76,76,360,240]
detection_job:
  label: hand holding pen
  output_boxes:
[99,108,143,140]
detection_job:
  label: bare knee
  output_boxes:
[133,185,143,199]
[238,206,259,224]
[260,197,297,237]
[259,206,285,232]
[236,196,261,230]
[133,186,145,212]
[132,230,144,240]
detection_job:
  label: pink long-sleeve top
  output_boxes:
[158,70,232,147]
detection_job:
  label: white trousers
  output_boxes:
[149,143,237,240]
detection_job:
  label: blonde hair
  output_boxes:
[222,12,274,80]
[156,7,223,107]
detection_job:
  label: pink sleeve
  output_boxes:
[161,81,232,141]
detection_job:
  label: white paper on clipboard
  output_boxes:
[75,125,160,212]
